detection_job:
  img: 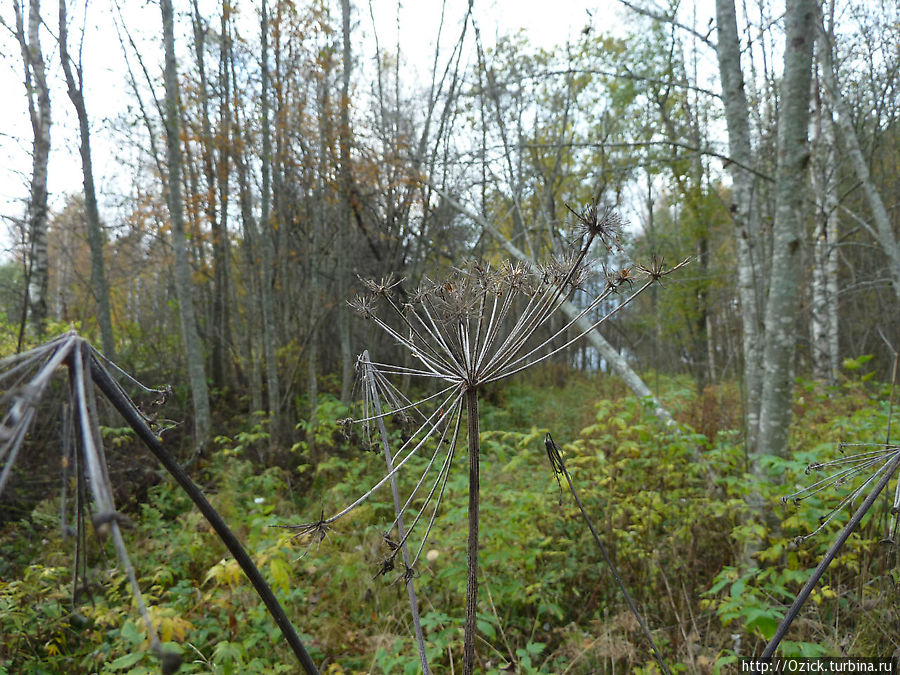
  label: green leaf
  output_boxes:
[476,618,496,640]
[108,651,145,670]
[120,621,144,646]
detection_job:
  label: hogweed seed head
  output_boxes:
[566,200,624,251]
[291,205,687,582]
[782,442,900,542]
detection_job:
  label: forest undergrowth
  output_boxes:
[1,365,898,673]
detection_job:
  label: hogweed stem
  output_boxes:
[763,451,900,657]
[463,387,480,675]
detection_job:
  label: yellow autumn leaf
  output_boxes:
[269,556,292,594]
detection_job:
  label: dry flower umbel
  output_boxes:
[290,205,687,675]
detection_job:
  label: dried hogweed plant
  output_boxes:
[762,353,900,658]
[0,333,320,674]
[288,205,686,674]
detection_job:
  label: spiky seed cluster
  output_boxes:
[540,251,595,291]
[361,274,403,297]
[637,255,671,283]
[307,205,688,581]
[604,265,634,292]
[782,442,900,544]
[348,294,378,319]
[566,200,624,251]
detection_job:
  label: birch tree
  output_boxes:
[809,66,839,382]
[13,0,51,341]
[715,0,764,447]
[756,0,816,459]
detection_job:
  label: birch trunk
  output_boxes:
[816,14,900,304]
[58,0,116,360]
[14,0,51,340]
[756,0,816,459]
[715,0,763,448]
[160,0,211,448]
[810,78,839,383]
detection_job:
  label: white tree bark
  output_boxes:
[757,0,816,459]
[160,0,211,448]
[715,0,764,448]
[14,0,51,339]
[809,78,839,382]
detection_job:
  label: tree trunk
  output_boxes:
[715,0,764,448]
[338,0,355,403]
[756,0,816,459]
[14,0,51,340]
[160,0,211,448]
[58,0,116,360]
[810,72,839,383]
[816,12,900,304]
[190,0,227,388]
[260,0,283,446]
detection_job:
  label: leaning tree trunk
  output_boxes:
[14,0,51,342]
[59,0,116,360]
[816,12,900,304]
[715,0,764,448]
[160,0,211,448]
[756,0,816,459]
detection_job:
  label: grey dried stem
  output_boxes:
[296,207,687,674]
[0,332,320,674]
[359,350,430,674]
[765,355,900,657]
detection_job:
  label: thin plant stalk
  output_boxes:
[761,451,900,657]
[545,434,671,675]
[463,386,480,675]
[361,352,430,674]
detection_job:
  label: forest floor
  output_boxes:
[1,367,898,673]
